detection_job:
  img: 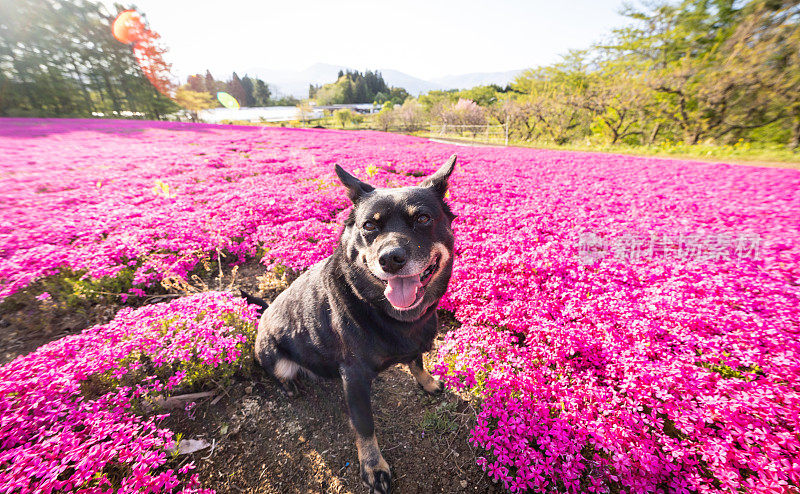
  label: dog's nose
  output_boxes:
[379,247,407,274]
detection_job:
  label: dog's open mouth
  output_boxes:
[418,255,440,286]
[382,255,440,310]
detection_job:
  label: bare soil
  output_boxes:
[165,356,497,494]
[0,282,125,365]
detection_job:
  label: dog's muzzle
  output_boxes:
[381,254,441,310]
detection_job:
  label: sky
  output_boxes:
[111,0,629,80]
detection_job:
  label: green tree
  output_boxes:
[373,103,395,131]
[723,0,800,147]
[395,99,427,132]
[227,72,248,107]
[241,75,255,107]
[334,108,354,128]
[0,0,177,118]
[512,55,593,144]
[315,84,345,105]
[175,86,215,121]
[295,100,314,125]
[455,85,502,107]
[609,0,776,144]
[419,90,458,111]
[253,79,272,106]
[311,70,401,104]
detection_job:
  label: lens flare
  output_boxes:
[111,9,175,98]
[217,92,240,110]
[112,10,144,45]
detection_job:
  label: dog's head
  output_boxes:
[335,155,457,322]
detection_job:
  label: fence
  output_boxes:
[428,124,510,145]
[236,117,513,146]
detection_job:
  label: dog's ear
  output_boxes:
[420,154,457,198]
[335,164,375,203]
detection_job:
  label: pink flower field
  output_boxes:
[1,118,800,493]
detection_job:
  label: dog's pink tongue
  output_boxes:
[385,276,422,308]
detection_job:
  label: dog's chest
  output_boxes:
[372,322,436,370]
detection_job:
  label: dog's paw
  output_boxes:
[418,378,444,396]
[360,458,391,494]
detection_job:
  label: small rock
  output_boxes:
[166,438,211,455]
[460,480,468,489]
[245,386,253,394]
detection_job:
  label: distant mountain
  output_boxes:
[243,63,349,99]
[241,63,525,99]
[375,69,444,96]
[431,69,524,90]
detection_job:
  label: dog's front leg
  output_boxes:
[408,355,443,395]
[341,365,391,494]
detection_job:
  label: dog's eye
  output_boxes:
[416,214,431,224]
[363,221,378,231]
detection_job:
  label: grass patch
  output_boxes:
[420,401,461,434]
[0,267,140,351]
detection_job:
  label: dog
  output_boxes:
[242,154,458,493]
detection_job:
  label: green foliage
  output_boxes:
[394,98,428,132]
[438,351,493,398]
[0,0,179,118]
[312,70,407,105]
[409,0,800,151]
[419,90,459,111]
[373,104,395,131]
[59,269,136,308]
[420,401,460,434]
[2,266,136,312]
[333,108,359,128]
[315,84,345,106]
[174,87,215,121]
[500,138,800,164]
[186,71,288,108]
[696,360,763,380]
[386,86,409,105]
[454,85,504,107]
[0,266,139,341]
[252,78,272,106]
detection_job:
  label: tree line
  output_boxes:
[310,70,409,106]
[0,0,178,119]
[381,0,800,149]
[181,71,299,109]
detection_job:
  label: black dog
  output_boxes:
[243,154,457,493]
